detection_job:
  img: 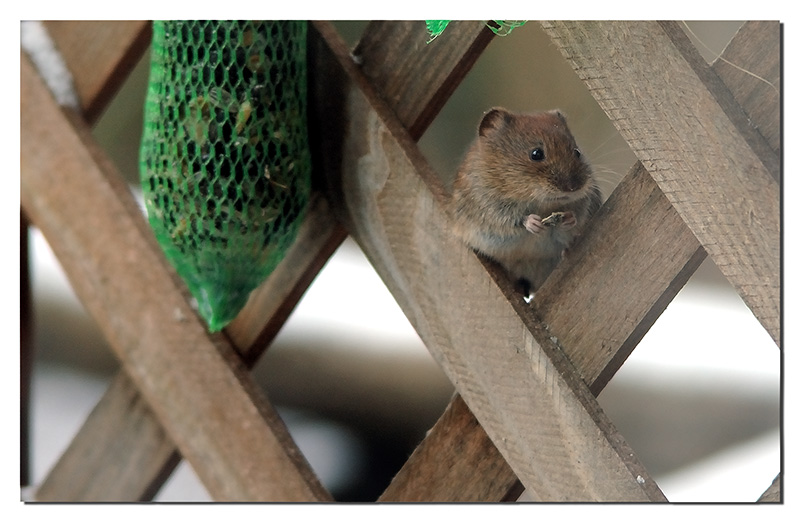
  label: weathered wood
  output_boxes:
[540,21,780,347]
[758,473,781,503]
[21,54,330,502]
[380,394,520,502]
[34,20,495,501]
[225,194,348,360]
[354,21,495,141]
[533,162,706,394]
[384,20,780,501]
[31,18,776,502]
[382,162,705,501]
[314,25,665,502]
[712,21,781,156]
[42,20,151,124]
[659,21,779,183]
[26,21,177,501]
[35,373,182,501]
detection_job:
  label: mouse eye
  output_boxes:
[574,148,582,158]
[530,148,545,161]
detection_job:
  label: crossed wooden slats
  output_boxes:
[22,20,779,502]
[28,20,495,501]
[383,20,780,502]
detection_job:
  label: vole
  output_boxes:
[449,108,602,296]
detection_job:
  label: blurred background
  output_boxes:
[23,21,780,502]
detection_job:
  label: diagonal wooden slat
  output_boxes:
[381,20,779,502]
[533,162,707,395]
[658,22,779,183]
[29,19,776,500]
[22,21,150,491]
[42,21,151,125]
[540,21,780,347]
[758,474,781,502]
[21,53,331,502]
[711,21,780,156]
[312,22,665,502]
[380,393,520,502]
[354,21,495,141]
[35,197,346,502]
[35,20,494,501]
[381,161,704,501]
[231,20,494,354]
[709,21,782,500]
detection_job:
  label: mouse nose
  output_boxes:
[559,171,585,192]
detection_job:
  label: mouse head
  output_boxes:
[476,108,593,203]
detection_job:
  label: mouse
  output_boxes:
[449,107,602,296]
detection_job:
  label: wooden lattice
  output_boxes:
[20,20,780,502]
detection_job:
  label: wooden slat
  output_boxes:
[758,474,781,503]
[533,162,706,394]
[659,22,779,183]
[382,161,705,501]
[354,21,494,141]
[42,21,151,124]
[234,20,494,352]
[21,54,330,502]
[25,21,152,497]
[313,24,665,502]
[712,21,781,157]
[35,20,495,501]
[540,21,780,347]
[226,194,347,360]
[384,20,780,502]
[380,394,520,502]
[688,25,782,500]
[36,198,347,502]
[35,373,182,501]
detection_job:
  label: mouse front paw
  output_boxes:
[560,211,577,230]
[523,214,545,234]
[542,211,577,230]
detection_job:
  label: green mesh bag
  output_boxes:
[139,20,311,331]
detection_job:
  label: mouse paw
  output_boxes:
[560,211,577,230]
[524,214,545,234]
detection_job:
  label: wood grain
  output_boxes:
[21,54,330,502]
[712,21,781,157]
[314,28,665,502]
[225,194,348,359]
[354,21,495,141]
[381,162,704,501]
[703,21,782,501]
[758,474,781,503]
[383,20,780,502]
[26,21,174,501]
[34,20,495,501]
[42,21,151,124]
[533,162,706,394]
[540,21,780,347]
[36,194,348,501]
[35,373,182,501]
[658,22,779,183]
[380,394,521,502]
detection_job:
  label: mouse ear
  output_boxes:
[549,109,568,124]
[479,108,511,137]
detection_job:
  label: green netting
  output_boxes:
[139,20,311,332]
[425,20,527,42]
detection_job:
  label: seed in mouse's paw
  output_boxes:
[524,214,545,234]
[542,211,566,227]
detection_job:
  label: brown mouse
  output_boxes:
[449,108,602,296]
